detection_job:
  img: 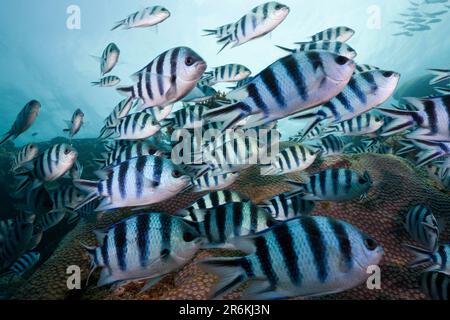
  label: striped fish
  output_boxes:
[83,212,202,287]
[117,47,206,112]
[63,108,84,138]
[410,140,450,167]
[307,135,346,156]
[96,141,164,168]
[182,84,217,103]
[427,164,450,189]
[259,191,315,220]
[276,41,357,60]
[111,6,171,31]
[429,69,450,85]
[325,113,384,137]
[0,214,35,270]
[288,168,373,202]
[289,124,327,143]
[178,190,250,217]
[354,64,380,74]
[404,205,440,252]
[260,144,319,176]
[184,202,277,249]
[74,156,192,212]
[192,172,240,192]
[421,271,449,300]
[208,2,290,53]
[203,23,235,38]
[379,95,450,141]
[15,144,78,192]
[144,105,173,122]
[0,100,41,146]
[200,216,383,300]
[163,105,211,129]
[98,43,120,76]
[91,75,121,87]
[35,210,66,232]
[49,186,87,211]
[204,51,355,131]
[300,26,355,43]
[292,70,400,139]
[11,144,39,173]
[103,98,134,128]
[9,252,40,276]
[405,243,450,274]
[203,64,252,84]
[102,112,162,141]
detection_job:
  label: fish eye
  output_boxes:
[183,232,196,242]
[358,177,367,184]
[64,148,71,155]
[275,4,283,10]
[383,71,394,78]
[335,56,349,65]
[148,148,156,154]
[185,56,195,66]
[172,170,182,178]
[364,238,378,251]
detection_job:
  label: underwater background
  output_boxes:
[0,0,449,301]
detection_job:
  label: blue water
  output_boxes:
[0,0,448,145]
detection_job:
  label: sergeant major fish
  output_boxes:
[111,6,171,31]
[11,144,39,173]
[63,109,84,138]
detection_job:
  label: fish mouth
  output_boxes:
[196,61,207,74]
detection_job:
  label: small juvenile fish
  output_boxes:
[163,105,211,129]
[0,214,35,270]
[259,190,315,220]
[92,75,121,87]
[50,186,87,212]
[35,210,66,232]
[325,113,384,137]
[260,144,319,176]
[96,141,164,168]
[421,271,450,300]
[288,169,373,202]
[111,6,171,31]
[102,112,162,141]
[83,212,202,288]
[117,47,207,111]
[208,2,290,53]
[98,43,120,76]
[9,252,40,276]
[192,171,240,192]
[301,26,355,43]
[178,190,250,217]
[308,134,346,156]
[15,144,78,192]
[200,216,383,299]
[405,243,450,274]
[0,100,41,146]
[203,64,252,85]
[63,108,84,138]
[74,156,191,212]
[11,144,39,173]
[404,205,440,252]
[182,202,277,249]
[276,41,357,60]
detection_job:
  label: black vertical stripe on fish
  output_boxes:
[255,237,278,289]
[344,170,352,194]
[332,169,339,195]
[101,234,111,274]
[156,51,167,96]
[107,171,114,197]
[301,217,328,282]
[137,214,150,267]
[232,203,243,236]
[260,68,286,108]
[306,51,323,72]
[204,211,213,242]
[423,100,438,134]
[323,101,340,119]
[280,55,308,101]
[309,175,317,195]
[329,219,353,270]
[274,222,302,286]
[336,93,353,112]
[118,161,128,200]
[247,83,269,114]
[160,213,172,260]
[216,205,227,243]
[145,62,154,100]
[152,156,163,187]
[114,221,127,271]
[135,156,147,198]
[279,194,289,219]
[347,78,367,104]
[319,171,327,196]
[250,204,259,233]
